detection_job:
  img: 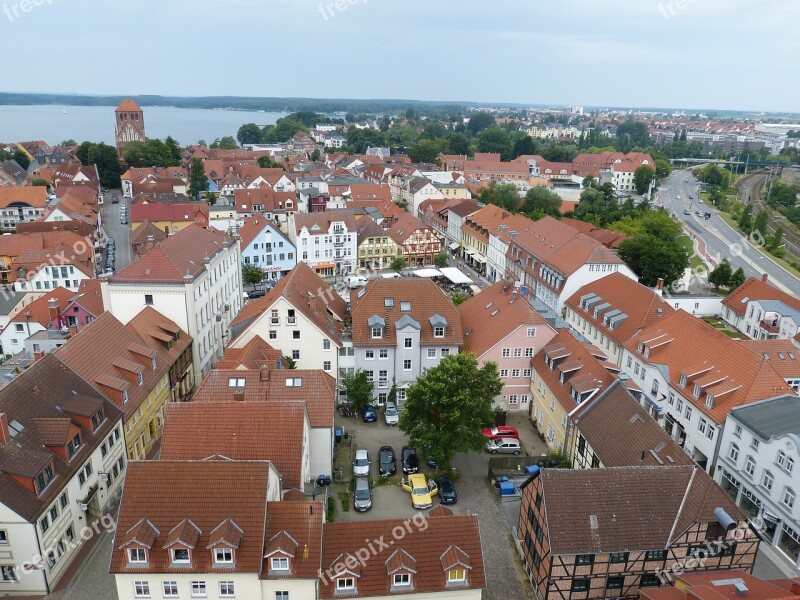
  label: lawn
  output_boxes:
[677,235,706,270]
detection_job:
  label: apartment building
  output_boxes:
[288,210,358,278]
[0,187,49,230]
[722,275,800,349]
[238,213,296,282]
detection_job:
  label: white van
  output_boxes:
[379,272,402,279]
[347,275,367,289]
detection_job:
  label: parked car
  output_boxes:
[436,477,458,505]
[111,194,119,204]
[378,446,396,476]
[482,426,520,441]
[353,476,372,512]
[361,404,377,423]
[401,473,438,509]
[485,437,522,455]
[120,215,127,224]
[353,449,370,476]
[684,209,691,215]
[247,289,266,299]
[383,402,399,426]
[401,446,418,474]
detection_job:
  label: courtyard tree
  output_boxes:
[242,263,265,287]
[708,258,732,290]
[633,165,656,195]
[339,369,374,412]
[398,353,503,471]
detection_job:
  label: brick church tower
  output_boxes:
[114,99,146,154]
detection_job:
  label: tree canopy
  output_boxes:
[242,263,265,286]
[339,369,374,411]
[618,234,688,287]
[522,186,562,217]
[466,112,496,136]
[188,157,208,199]
[398,353,503,471]
[633,166,656,195]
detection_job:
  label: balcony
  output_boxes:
[759,319,780,335]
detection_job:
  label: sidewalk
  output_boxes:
[752,542,800,580]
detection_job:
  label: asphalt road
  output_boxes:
[657,170,800,294]
[99,191,132,273]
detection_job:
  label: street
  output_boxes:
[99,191,133,273]
[658,170,800,294]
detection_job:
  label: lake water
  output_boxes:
[0,105,286,147]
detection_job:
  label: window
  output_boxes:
[292,330,300,340]
[427,348,436,359]
[403,359,412,371]
[137,372,143,385]
[172,548,190,563]
[784,488,796,509]
[404,337,412,348]
[219,581,235,597]
[777,450,795,473]
[67,433,82,459]
[571,578,590,592]
[0,531,6,545]
[214,548,233,564]
[524,347,534,358]
[271,557,289,571]
[128,547,147,563]
[337,577,355,591]
[734,424,742,437]
[501,348,510,358]
[610,551,628,564]
[50,505,58,522]
[291,350,300,360]
[698,419,707,434]
[144,294,153,306]
[40,516,49,534]
[134,581,150,597]
[729,443,739,463]
[393,572,411,587]
[433,326,445,338]
[745,456,756,477]
[575,553,594,566]
[645,549,667,561]
[269,330,277,340]
[371,326,382,338]
[379,348,388,359]
[275,593,289,600]
[751,437,760,450]
[707,425,715,440]
[527,327,536,337]
[685,406,692,421]
[606,576,624,590]
[365,349,375,360]
[163,581,178,597]
[513,348,522,358]
[447,569,466,584]
[1,566,15,582]
[323,339,331,350]
[191,581,207,597]
[500,369,509,377]
[323,361,331,371]
[762,470,774,491]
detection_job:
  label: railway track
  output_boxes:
[737,172,800,261]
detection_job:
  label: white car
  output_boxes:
[384,402,399,426]
[353,449,370,476]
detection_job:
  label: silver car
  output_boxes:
[485,437,522,455]
[353,476,372,512]
[384,402,399,426]
[353,449,370,476]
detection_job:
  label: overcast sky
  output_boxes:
[2,0,797,112]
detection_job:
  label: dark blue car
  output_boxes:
[361,404,377,422]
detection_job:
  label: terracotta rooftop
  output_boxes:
[9,286,74,326]
[216,335,285,370]
[459,281,549,357]
[237,212,291,250]
[70,278,104,317]
[0,231,87,260]
[125,306,192,369]
[532,465,741,555]
[739,339,800,379]
[625,310,792,423]
[110,461,271,574]
[723,276,800,318]
[640,569,800,600]
[292,209,357,235]
[129,202,208,224]
[0,186,48,208]
[350,278,463,347]
[387,212,434,244]
[116,99,142,112]
[320,514,485,598]
[192,368,335,428]
[263,501,324,580]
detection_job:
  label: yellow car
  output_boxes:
[401,473,439,509]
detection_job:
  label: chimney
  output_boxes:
[33,350,44,362]
[69,324,78,339]
[656,278,664,290]
[233,389,245,402]
[762,273,768,283]
[48,298,59,324]
[259,367,271,382]
[0,414,9,444]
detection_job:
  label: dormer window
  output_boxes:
[172,548,190,564]
[122,389,129,404]
[693,384,701,399]
[447,569,466,584]
[336,577,355,591]
[137,372,143,386]
[214,548,234,564]
[67,433,82,459]
[679,374,687,388]
[393,573,411,588]
[128,548,148,563]
[151,356,157,371]
[35,464,55,495]
[90,408,105,431]
[271,556,289,571]
[705,394,714,408]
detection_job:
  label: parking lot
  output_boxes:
[331,410,543,600]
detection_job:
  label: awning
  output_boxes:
[412,268,442,278]
[438,267,472,285]
[474,255,487,263]
[313,262,335,270]
[449,242,460,250]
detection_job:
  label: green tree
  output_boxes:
[398,353,503,471]
[409,139,441,164]
[60,139,77,146]
[0,149,10,161]
[31,179,48,186]
[616,120,650,149]
[768,226,785,254]
[445,132,470,156]
[344,127,387,154]
[434,253,449,268]
[729,267,746,291]
[213,136,239,149]
[257,155,281,169]
[339,369,374,412]
[479,182,519,212]
[310,149,321,162]
[390,256,407,271]
[450,292,470,305]
[165,136,182,163]
[753,210,769,238]
[618,234,689,287]
[633,166,656,195]
[477,127,512,160]
[12,150,30,170]
[767,181,799,207]
[512,135,538,159]
[87,143,122,189]
[708,258,732,290]
[638,209,682,240]
[522,186,562,217]
[466,112,496,136]
[654,158,672,179]
[188,157,208,200]
[242,263,265,287]
[738,204,753,233]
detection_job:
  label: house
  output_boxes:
[121,166,188,198]
[567,381,693,470]
[486,212,535,283]
[445,199,481,249]
[55,312,190,461]
[387,212,442,267]
[721,275,800,348]
[228,262,346,375]
[639,569,800,600]
[0,354,125,596]
[109,461,280,600]
[564,272,675,366]
[191,368,335,479]
[463,158,533,192]
[504,216,637,316]
[320,510,486,599]
[459,282,556,412]
[130,221,168,259]
[8,243,95,294]
[234,188,296,227]
[739,339,800,393]
[129,202,209,236]
[238,213,296,283]
[288,210,358,277]
[399,177,445,214]
[460,204,516,276]
[531,331,617,451]
[214,335,286,370]
[61,279,104,328]
[101,225,243,381]
[0,286,74,357]
[621,309,793,472]
[0,187,49,230]
[0,230,89,284]
[356,216,402,270]
[162,400,311,489]
[714,394,800,574]
[517,465,760,600]
[349,278,463,406]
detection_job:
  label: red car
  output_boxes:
[482,426,520,441]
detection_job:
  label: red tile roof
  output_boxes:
[130,202,208,224]
[263,501,324,580]
[71,278,104,317]
[739,339,800,379]
[9,286,74,326]
[237,212,291,250]
[116,99,142,112]
[110,461,270,574]
[0,186,48,208]
[161,401,307,489]
[216,335,285,370]
[640,570,800,600]
[723,276,800,317]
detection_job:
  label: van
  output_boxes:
[346,275,367,289]
[379,272,402,279]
